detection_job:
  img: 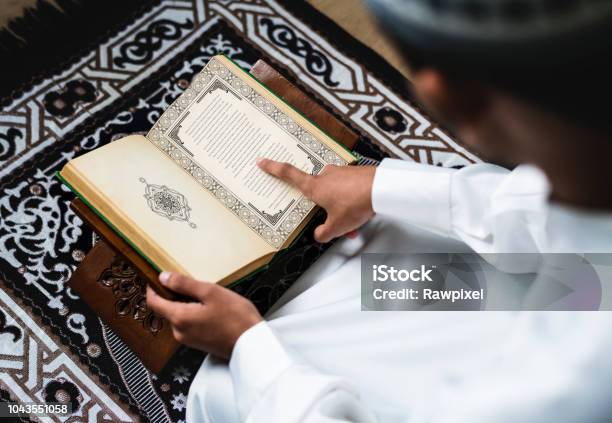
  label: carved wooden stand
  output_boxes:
[67,60,358,373]
[69,199,179,373]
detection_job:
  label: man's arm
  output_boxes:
[146,273,377,423]
[149,275,612,423]
[258,158,550,256]
[230,321,377,422]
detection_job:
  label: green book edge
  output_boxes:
[57,171,275,288]
[56,171,318,289]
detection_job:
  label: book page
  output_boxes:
[147,55,354,248]
[61,135,275,283]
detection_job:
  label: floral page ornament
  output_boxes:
[140,177,196,228]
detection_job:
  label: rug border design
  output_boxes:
[0,0,480,179]
[0,269,138,422]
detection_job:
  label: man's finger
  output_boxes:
[146,286,178,320]
[158,272,212,300]
[257,158,312,193]
[146,286,201,327]
[314,221,336,243]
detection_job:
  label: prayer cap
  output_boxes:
[365,0,612,70]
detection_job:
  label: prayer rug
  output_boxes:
[0,1,479,421]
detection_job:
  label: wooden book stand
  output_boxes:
[67,60,359,373]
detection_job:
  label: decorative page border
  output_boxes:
[146,56,347,248]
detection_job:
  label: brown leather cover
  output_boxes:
[250,60,359,150]
[66,61,357,373]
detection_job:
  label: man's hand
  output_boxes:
[146,272,262,359]
[257,159,376,243]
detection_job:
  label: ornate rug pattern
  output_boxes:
[0,1,478,421]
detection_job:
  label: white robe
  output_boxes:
[186,160,612,423]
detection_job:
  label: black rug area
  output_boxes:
[0,0,159,102]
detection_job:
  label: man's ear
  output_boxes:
[412,68,521,166]
[411,68,489,131]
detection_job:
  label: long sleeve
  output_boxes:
[229,316,612,423]
[230,321,377,423]
[228,162,553,423]
[371,159,550,254]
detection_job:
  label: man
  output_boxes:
[147,0,612,421]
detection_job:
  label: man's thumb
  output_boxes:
[314,222,335,243]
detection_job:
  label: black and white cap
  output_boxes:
[366,0,612,70]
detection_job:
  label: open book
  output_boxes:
[59,55,355,287]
